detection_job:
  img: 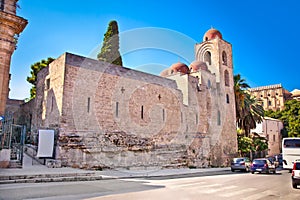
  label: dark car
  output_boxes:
[292,160,300,189]
[250,158,276,174]
[231,157,251,172]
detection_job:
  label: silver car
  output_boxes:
[231,157,251,172]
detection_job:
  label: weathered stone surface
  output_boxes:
[26,29,238,169]
[0,0,27,115]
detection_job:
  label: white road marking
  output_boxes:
[220,188,257,197]
[242,190,281,200]
[170,183,221,189]
[202,185,238,194]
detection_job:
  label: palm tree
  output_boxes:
[234,74,264,137]
[234,74,250,131]
[242,93,264,137]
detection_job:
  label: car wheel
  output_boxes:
[231,169,234,172]
[251,171,254,174]
[292,182,297,189]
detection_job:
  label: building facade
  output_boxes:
[251,117,283,156]
[0,0,27,116]
[31,28,237,169]
[291,89,300,101]
[249,84,292,111]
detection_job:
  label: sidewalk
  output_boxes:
[0,154,231,183]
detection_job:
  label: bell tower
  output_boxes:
[194,28,237,165]
[194,28,233,84]
[0,0,27,115]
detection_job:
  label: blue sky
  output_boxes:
[9,0,300,99]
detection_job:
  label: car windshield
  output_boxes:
[234,158,244,163]
[253,160,266,164]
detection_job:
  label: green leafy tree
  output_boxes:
[234,74,264,137]
[238,135,253,156]
[252,136,268,152]
[234,74,265,158]
[265,99,300,137]
[97,20,123,66]
[26,57,54,99]
[234,74,250,126]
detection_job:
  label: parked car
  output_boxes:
[292,160,300,189]
[250,158,276,174]
[231,157,251,172]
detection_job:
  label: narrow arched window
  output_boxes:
[207,80,211,89]
[87,97,91,113]
[224,70,229,86]
[222,51,227,65]
[115,102,119,117]
[141,105,144,119]
[204,51,211,65]
[226,94,230,104]
[217,110,221,125]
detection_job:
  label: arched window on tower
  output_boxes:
[224,70,229,87]
[204,51,211,65]
[226,94,230,104]
[222,51,227,65]
[217,110,221,125]
[207,79,211,89]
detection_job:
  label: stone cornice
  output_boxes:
[249,84,283,92]
[0,10,28,34]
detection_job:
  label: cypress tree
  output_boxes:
[97,20,123,66]
[27,57,54,99]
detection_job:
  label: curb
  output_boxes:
[0,172,103,184]
[0,168,232,184]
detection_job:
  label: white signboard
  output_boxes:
[36,129,54,157]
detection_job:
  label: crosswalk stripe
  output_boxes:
[202,185,238,194]
[169,182,212,188]
[242,190,280,200]
[220,188,257,197]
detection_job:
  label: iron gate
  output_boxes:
[0,112,26,167]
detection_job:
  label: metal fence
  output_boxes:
[0,112,26,166]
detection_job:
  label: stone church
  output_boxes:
[31,28,237,169]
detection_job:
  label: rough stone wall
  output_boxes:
[54,53,194,169]
[35,34,238,169]
[194,37,237,166]
[43,54,66,128]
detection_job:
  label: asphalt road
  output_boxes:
[0,169,299,200]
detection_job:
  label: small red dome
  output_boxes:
[203,28,222,41]
[189,61,208,72]
[170,62,189,74]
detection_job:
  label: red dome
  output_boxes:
[189,61,208,72]
[170,62,189,74]
[203,28,222,41]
